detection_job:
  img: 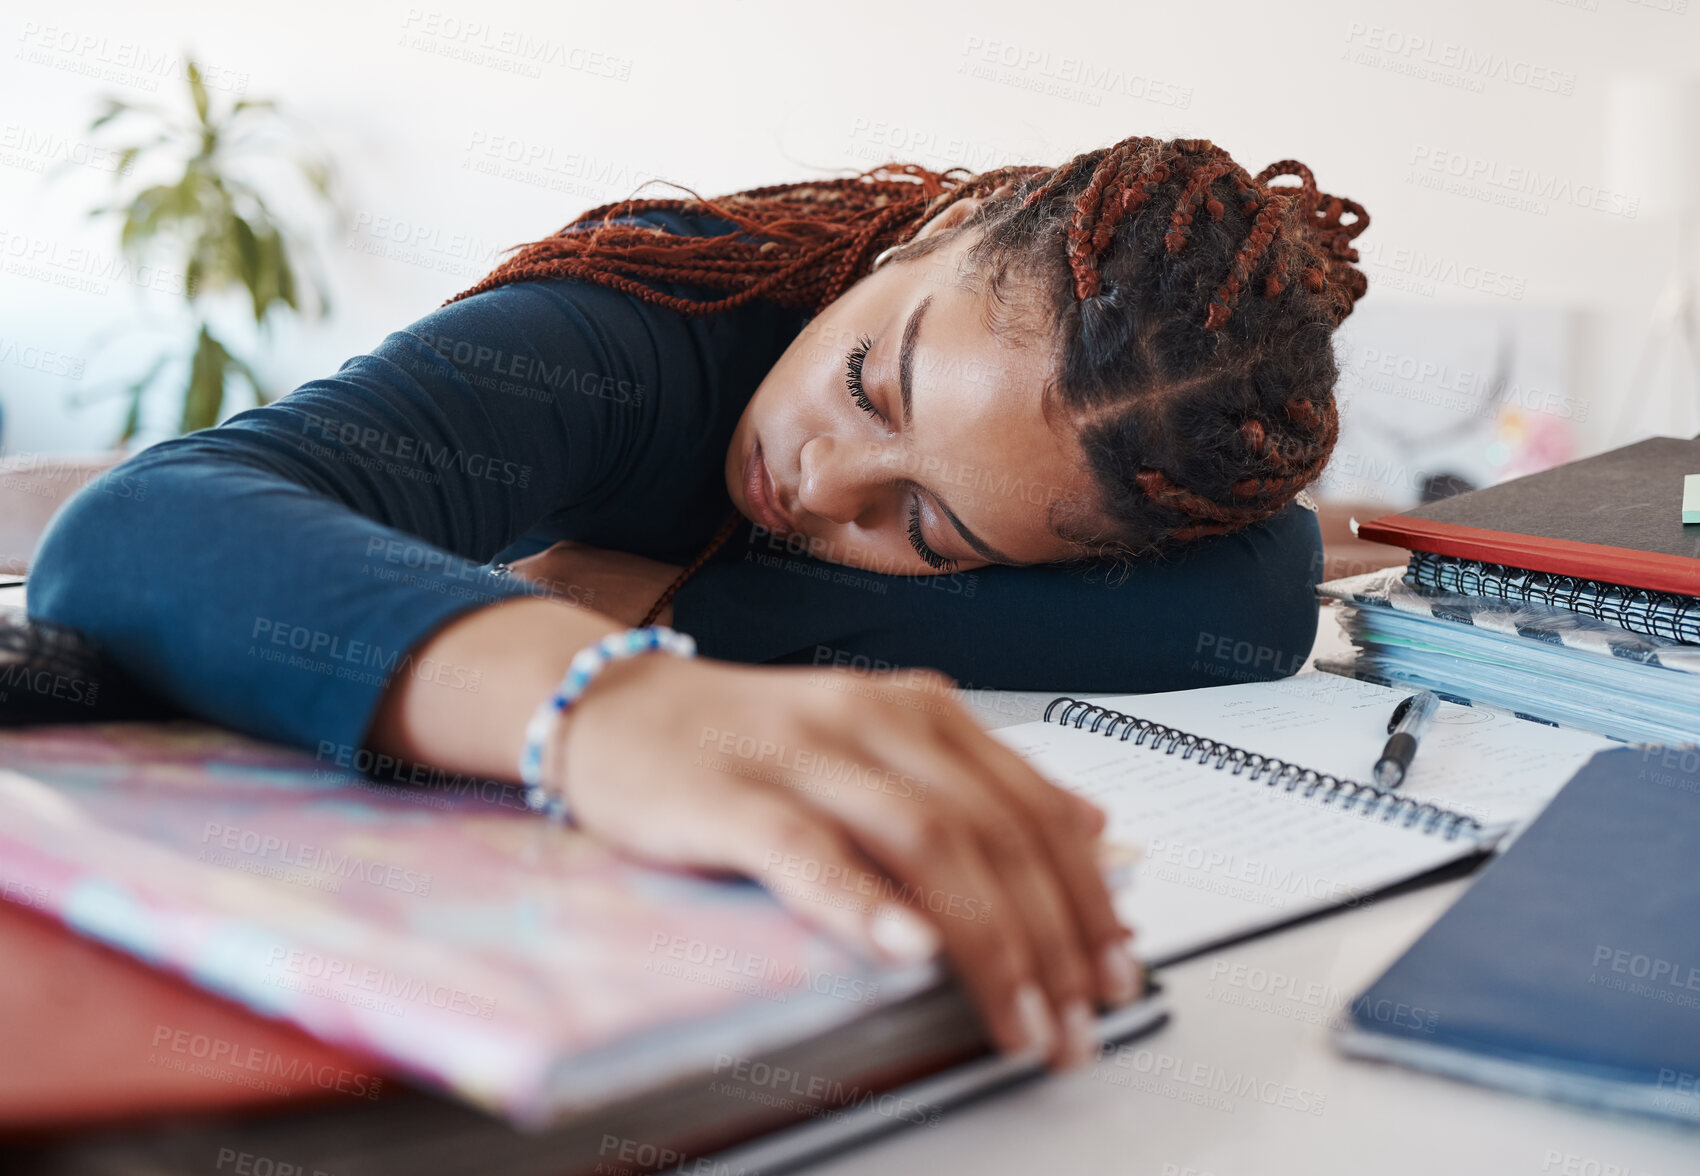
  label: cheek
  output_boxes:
[753,337,844,433]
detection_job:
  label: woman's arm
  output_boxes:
[26,256,1140,1068]
[25,266,761,753]
[670,504,1323,692]
[364,593,1137,1066]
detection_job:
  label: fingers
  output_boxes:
[699,788,945,970]
[830,723,1103,1068]
[820,781,1066,1062]
[937,710,1143,1006]
[557,656,1141,1077]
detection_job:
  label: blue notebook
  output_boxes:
[1335,746,1700,1125]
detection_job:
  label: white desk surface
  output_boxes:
[815,613,1700,1176]
[7,580,1698,1170]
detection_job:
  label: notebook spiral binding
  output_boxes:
[1042,697,1483,841]
[1407,552,1700,646]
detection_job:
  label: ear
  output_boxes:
[910,179,1018,242]
[910,194,986,242]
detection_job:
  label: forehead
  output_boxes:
[895,255,1099,554]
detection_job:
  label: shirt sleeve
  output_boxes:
[670,504,1324,694]
[24,276,704,756]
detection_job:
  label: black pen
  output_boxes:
[1374,691,1440,790]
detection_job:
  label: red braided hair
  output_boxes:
[444,164,1037,317]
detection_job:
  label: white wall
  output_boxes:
[2,0,1696,463]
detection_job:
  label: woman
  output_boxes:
[27,135,1368,1072]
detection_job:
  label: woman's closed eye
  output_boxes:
[843,333,959,574]
[845,333,879,419]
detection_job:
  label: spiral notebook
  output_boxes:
[991,673,1614,964]
[1407,551,1700,646]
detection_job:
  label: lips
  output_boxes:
[743,438,797,535]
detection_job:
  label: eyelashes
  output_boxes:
[844,331,957,573]
[907,500,956,572]
[845,334,878,418]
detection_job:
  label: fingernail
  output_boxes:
[1060,1000,1096,1070]
[1099,940,1139,1006]
[868,905,941,964]
[1011,982,1054,1057]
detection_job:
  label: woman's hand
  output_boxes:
[554,654,1142,1070]
[506,540,683,626]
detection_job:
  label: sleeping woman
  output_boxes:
[27,135,1369,1072]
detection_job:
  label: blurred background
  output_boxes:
[2,0,1697,575]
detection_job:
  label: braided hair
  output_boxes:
[446,135,1368,564]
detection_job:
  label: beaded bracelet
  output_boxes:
[519,625,697,821]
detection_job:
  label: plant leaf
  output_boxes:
[89,98,132,132]
[181,324,228,433]
[187,59,210,126]
[107,351,172,444]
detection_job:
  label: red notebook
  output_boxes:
[1357,436,1700,597]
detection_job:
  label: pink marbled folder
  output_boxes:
[0,721,935,1127]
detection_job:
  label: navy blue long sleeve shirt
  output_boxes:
[25,208,1323,759]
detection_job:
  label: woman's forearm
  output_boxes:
[363,596,623,781]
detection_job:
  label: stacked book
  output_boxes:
[1316,437,1700,746]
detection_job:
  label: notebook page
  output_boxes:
[1075,673,1614,827]
[991,720,1481,965]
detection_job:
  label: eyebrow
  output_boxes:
[898,294,930,428]
[897,293,1029,568]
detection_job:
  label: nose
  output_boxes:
[797,433,883,527]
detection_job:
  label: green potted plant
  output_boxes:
[65,53,342,440]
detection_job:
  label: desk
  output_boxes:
[6,590,1697,1171]
[805,611,1700,1176]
